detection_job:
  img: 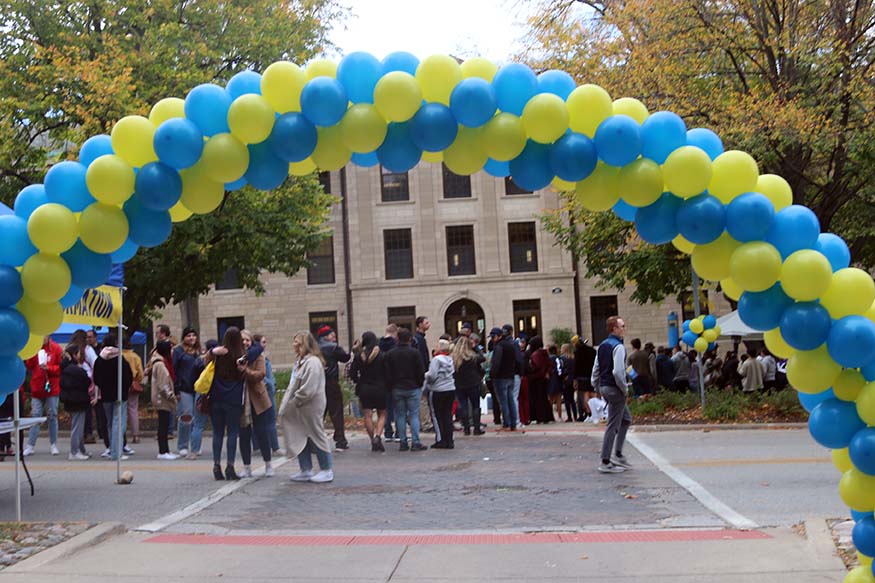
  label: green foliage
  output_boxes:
[628,398,666,416]
[760,389,806,418]
[702,389,745,421]
[549,327,574,347]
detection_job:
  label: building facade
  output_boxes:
[160,162,731,367]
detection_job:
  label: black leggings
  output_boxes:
[158,410,171,454]
[455,385,480,430]
[562,382,578,420]
[240,409,272,465]
[429,390,455,446]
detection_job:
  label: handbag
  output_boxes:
[130,380,143,394]
[194,361,215,395]
[195,393,210,415]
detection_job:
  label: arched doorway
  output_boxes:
[444,299,485,340]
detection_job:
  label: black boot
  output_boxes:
[463,426,471,436]
[213,464,224,481]
[225,465,240,480]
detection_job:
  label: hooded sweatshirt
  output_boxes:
[93,346,133,403]
[424,354,455,392]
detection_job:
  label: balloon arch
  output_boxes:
[1,52,875,567]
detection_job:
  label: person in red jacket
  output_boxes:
[23,336,63,456]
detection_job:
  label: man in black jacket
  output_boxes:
[318,326,352,451]
[489,326,519,430]
[385,329,427,451]
[573,335,597,421]
[93,333,133,461]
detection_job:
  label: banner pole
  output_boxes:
[116,288,124,483]
[13,387,21,521]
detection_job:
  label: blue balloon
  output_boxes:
[593,115,642,167]
[351,151,379,168]
[850,428,875,477]
[225,176,248,191]
[702,314,717,329]
[450,78,497,128]
[682,320,691,332]
[492,63,538,116]
[269,112,318,163]
[797,388,835,413]
[59,283,85,309]
[153,118,204,170]
[634,192,682,245]
[0,266,23,307]
[537,70,576,99]
[78,134,114,167]
[852,510,872,522]
[184,83,232,137]
[123,198,172,248]
[765,204,820,259]
[809,398,866,448]
[245,141,289,191]
[484,158,510,178]
[300,77,348,127]
[677,193,725,244]
[853,516,875,557]
[0,355,26,395]
[640,111,687,164]
[682,330,698,346]
[725,192,775,243]
[549,132,597,182]
[686,128,723,160]
[509,141,553,191]
[779,302,832,351]
[62,241,113,289]
[134,162,182,212]
[0,308,28,356]
[815,233,851,272]
[381,51,419,75]
[45,161,94,212]
[613,199,637,222]
[410,103,458,152]
[827,315,875,369]
[337,52,383,104]
[225,70,262,100]
[110,239,139,263]
[737,284,793,331]
[13,184,48,219]
[377,122,422,173]
[0,215,38,267]
[863,361,875,382]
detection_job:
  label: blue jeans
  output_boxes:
[494,378,518,428]
[251,385,280,453]
[176,392,194,453]
[393,388,422,445]
[210,400,242,466]
[27,395,59,447]
[191,397,208,454]
[102,401,128,460]
[384,391,397,439]
[297,437,332,472]
[512,375,522,424]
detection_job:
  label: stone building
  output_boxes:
[160,163,731,367]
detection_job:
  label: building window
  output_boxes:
[590,295,618,346]
[307,236,335,285]
[508,222,538,273]
[215,269,240,290]
[318,171,331,193]
[504,176,532,195]
[380,166,409,202]
[308,311,338,337]
[446,225,476,276]
[681,290,710,323]
[513,299,541,340]
[387,306,416,334]
[442,164,472,199]
[217,316,245,341]
[384,228,413,280]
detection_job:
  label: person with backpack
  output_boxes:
[92,333,134,461]
[60,345,93,461]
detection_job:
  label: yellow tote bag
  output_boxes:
[194,361,215,395]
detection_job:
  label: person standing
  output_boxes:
[172,327,202,457]
[672,347,691,392]
[23,336,63,456]
[738,348,764,392]
[253,334,281,455]
[760,348,777,391]
[590,316,633,474]
[489,326,519,431]
[414,316,431,369]
[122,335,144,445]
[385,329,427,451]
[452,336,485,436]
[59,345,92,460]
[656,347,676,390]
[317,326,351,451]
[526,337,554,424]
[149,341,179,460]
[92,333,134,461]
[425,339,456,449]
[559,343,577,422]
[627,338,654,398]
[76,329,99,444]
[379,324,399,442]
[238,330,273,478]
[205,327,247,480]
[573,335,596,421]
[349,332,389,452]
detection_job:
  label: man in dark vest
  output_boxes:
[317,326,352,451]
[590,316,633,474]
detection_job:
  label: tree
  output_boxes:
[0,0,346,326]
[525,0,875,303]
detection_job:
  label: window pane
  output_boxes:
[442,164,472,199]
[446,225,475,276]
[215,269,240,290]
[512,299,541,340]
[318,171,331,193]
[505,176,532,195]
[381,166,410,202]
[387,306,416,334]
[307,235,335,285]
[217,316,245,341]
[384,228,413,279]
[508,222,538,272]
[590,295,618,345]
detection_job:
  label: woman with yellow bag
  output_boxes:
[203,328,247,481]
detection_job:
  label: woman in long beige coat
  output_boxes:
[279,331,334,483]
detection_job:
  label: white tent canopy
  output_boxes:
[716,310,763,339]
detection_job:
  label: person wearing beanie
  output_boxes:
[172,327,203,457]
[317,327,353,451]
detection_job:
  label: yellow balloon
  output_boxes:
[575,163,620,211]
[662,146,712,198]
[261,61,307,113]
[857,381,875,426]
[79,202,128,254]
[311,125,351,171]
[180,165,225,214]
[567,84,612,138]
[18,333,43,360]
[618,158,663,207]
[833,369,865,402]
[168,200,193,223]
[289,158,317,176]
[729,241,782,292]
[521,93,569,144]
[227,94,275,144]
[694,337,708,353]
[85,155,135,205]
[840,468,875,511]
[111,115,157,167]
[374,72,422,123]
[708,150,758,204]
[820,268,875,319]
[339,104,388,153]
[443,127,487,176]
[691,233,741,282]
[845,565,875,583]
[416,54,463,105]
[832,448,854,473]
[702,328,718,342]
[482,113,526,161]
[673,235,696,255]
[27,203,78,254]
[787,345,842,394]
[860,553,874,568]
[21,253,70,303]
[551,176,576,191]
[756,174,793,211]
[306,59,337,79]
[16,297,63,336]
[865,300,875,324]
[720,277,744,301]
[690,319,704,334]
[460,57,498,81]
[612,97,649,123]
[763,327,794,359]
[149,97,186,125]
[421,151,443,163]
[200,133,249,183]
[780,249,833,301]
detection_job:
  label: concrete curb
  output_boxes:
[4,522,125,573]
[803,518,847,570]
[631,422,808,432]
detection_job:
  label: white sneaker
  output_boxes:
[611,454,633,469]
[290,470,314,482]
[100,449,111,459]
[178,448,189,457]
[123,446,135,455]
[242,465,253,478]
[598,462,626,474]
[157,453,179,461]
[309,469,334,483]
[68,452,89,461]
[50,443,59,456]
[265,463,274,477]
[22,446,34,457]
